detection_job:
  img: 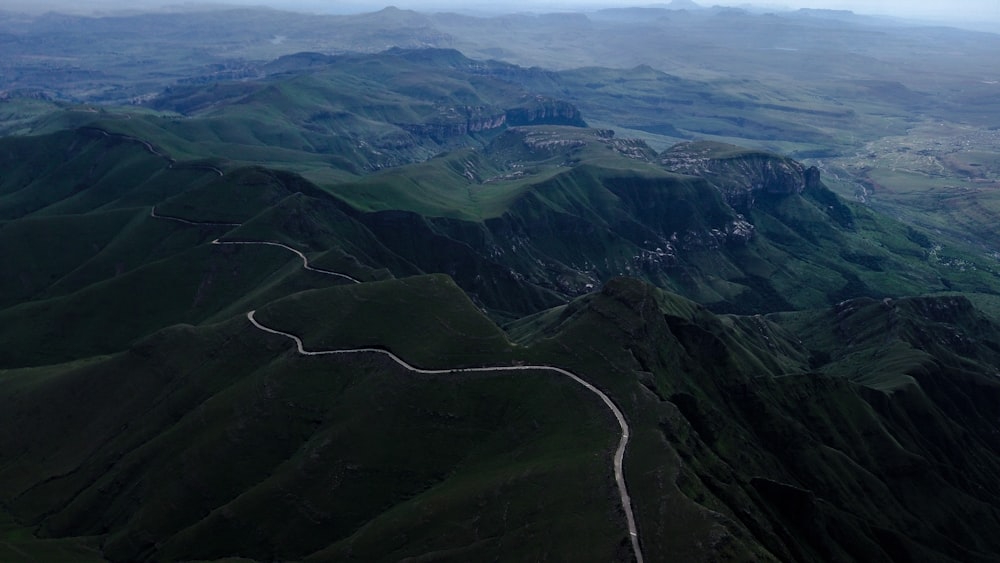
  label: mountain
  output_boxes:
[0,276,628,562]
[3,118,989,336]
[58,49,586,186]
[1,20,1000,563]
[3,274,999,561]
[1,48,996,353]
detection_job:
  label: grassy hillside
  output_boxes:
[0,129,213,219]
[2,36,1000,563]
[0,280,626,562]
[7,46,997,306]
[329,135,999,317]
[1,260,998,562]
[0,509,103,563]
[253,274,514,368]
[513,278,1000,562]
[4,118,995,326]
[77,49,588,184]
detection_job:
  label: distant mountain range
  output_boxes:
[1,7,999,563]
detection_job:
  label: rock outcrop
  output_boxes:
[395,97,584,143]
[661,140,821,208]
[505,96,586,127]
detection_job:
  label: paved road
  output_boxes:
[153,204,643,560]
[247,310,644,563]
[150,206,242,227]
[83,127,224,176]
[212,240,362,284]
[149,207,362,283]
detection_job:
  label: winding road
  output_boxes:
[83,127,225,176]
[211,239,362,284]
[148,206,361,283]
[150,201,643,561]
[247,310,644,563]
[150,206,242,227]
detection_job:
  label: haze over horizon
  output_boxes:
[5,0,999,29]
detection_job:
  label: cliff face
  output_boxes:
[661,141,821,209]
[505,96,586,127]
[396,97,584,143]
[398,108,508,142]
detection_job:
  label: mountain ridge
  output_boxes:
[1,36,1000,563]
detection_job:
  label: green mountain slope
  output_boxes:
[3,275,998,561]
[2,120,995,331]
[0,278,625,562]
[515,279,1000,562]
[1,42,1000,563]
[97,49,586,183]
[327,133,996,317]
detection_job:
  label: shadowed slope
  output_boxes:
[0,277,633,562]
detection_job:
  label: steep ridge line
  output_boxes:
[212,239,362,284]
[80,126,224,176]
[150,206,242,227]
[147,205,360,282]
[148,197,641,559]
[246,310,645,563]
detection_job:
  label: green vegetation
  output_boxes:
[0,294,621,562]
[254,274,516,368]
[5,260,999,561]
[0,510,103,563]
[2,18,1000,562]
[331,149,521,220]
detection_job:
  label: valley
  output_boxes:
[1,3,999,562]
[819,122,1000,254]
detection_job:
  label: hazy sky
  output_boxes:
[10,0,1000,27]
[232,1,1000,26]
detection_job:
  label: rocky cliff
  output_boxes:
[397,106,508,142]
[395,97,584,143]
[505,96,586,127]
[661,141,821,209]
